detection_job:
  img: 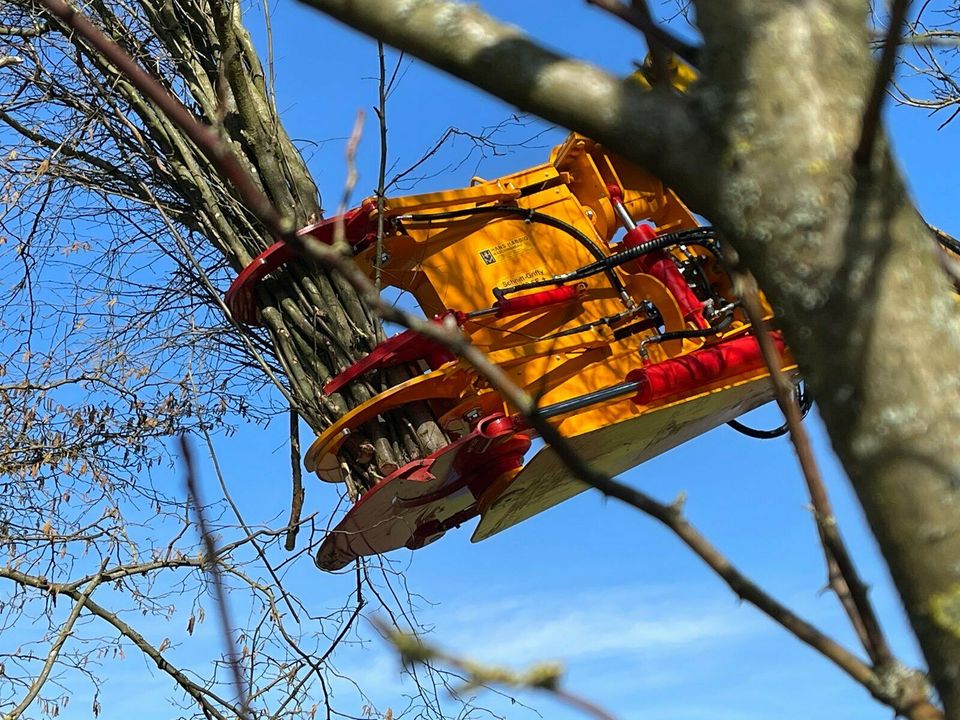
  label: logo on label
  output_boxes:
[479,235,532,265]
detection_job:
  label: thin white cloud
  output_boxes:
[415,582,763,668]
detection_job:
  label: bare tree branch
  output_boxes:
[856,0,911,166]
[296,0,711,196]
[180,435,251,719]
[585,0,701,69]
[3,561,106,720]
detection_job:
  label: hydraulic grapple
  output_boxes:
[226,133,796,570]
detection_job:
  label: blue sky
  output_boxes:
[67,1,960,719]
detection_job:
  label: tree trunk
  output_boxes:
[690,3,960,710]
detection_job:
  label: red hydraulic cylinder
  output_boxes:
[607,184,707,329]
[627,332,785,405]
[493,284,583,318]
[621,224,708,329]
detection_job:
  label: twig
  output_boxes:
[374,41,388,289]
[929,223,960,254]
[855,0,911,166]
[872,29,960,48]
[585,0,700,68]
[342,112,364,213]
[179,435,252,719]
[374,618,616,720]
[259,0,277,103]
[930,223,960,286]
[332,110,365,250]
[285,407,305,551]
[728,265,895,670]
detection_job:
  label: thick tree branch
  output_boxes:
[296,0,711,194]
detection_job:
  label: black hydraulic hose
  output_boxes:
[643,316,731,347]
[534,380,640,419]
[936,228,960,256]
[727,382,813,439]
[541,301,663,341]
[581,227,719,275]
[612,316,662,342]
[398,205,630,301]
[652,327,721,342]
[493,227,719,298]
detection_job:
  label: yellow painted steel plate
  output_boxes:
[472,375,776,542]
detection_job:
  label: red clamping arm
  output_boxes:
[225,201,378,325]
[493,284,583,318]
[224,241,296,325]
[627,332,784,405]
[296,200,380,252]
[407,436,529,550]
[637,251,709,329]
[323,312,465,395]
[314,413,530,569]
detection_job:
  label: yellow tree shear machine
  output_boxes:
[227,133,798,570]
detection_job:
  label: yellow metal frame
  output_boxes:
[306,128,793,535]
